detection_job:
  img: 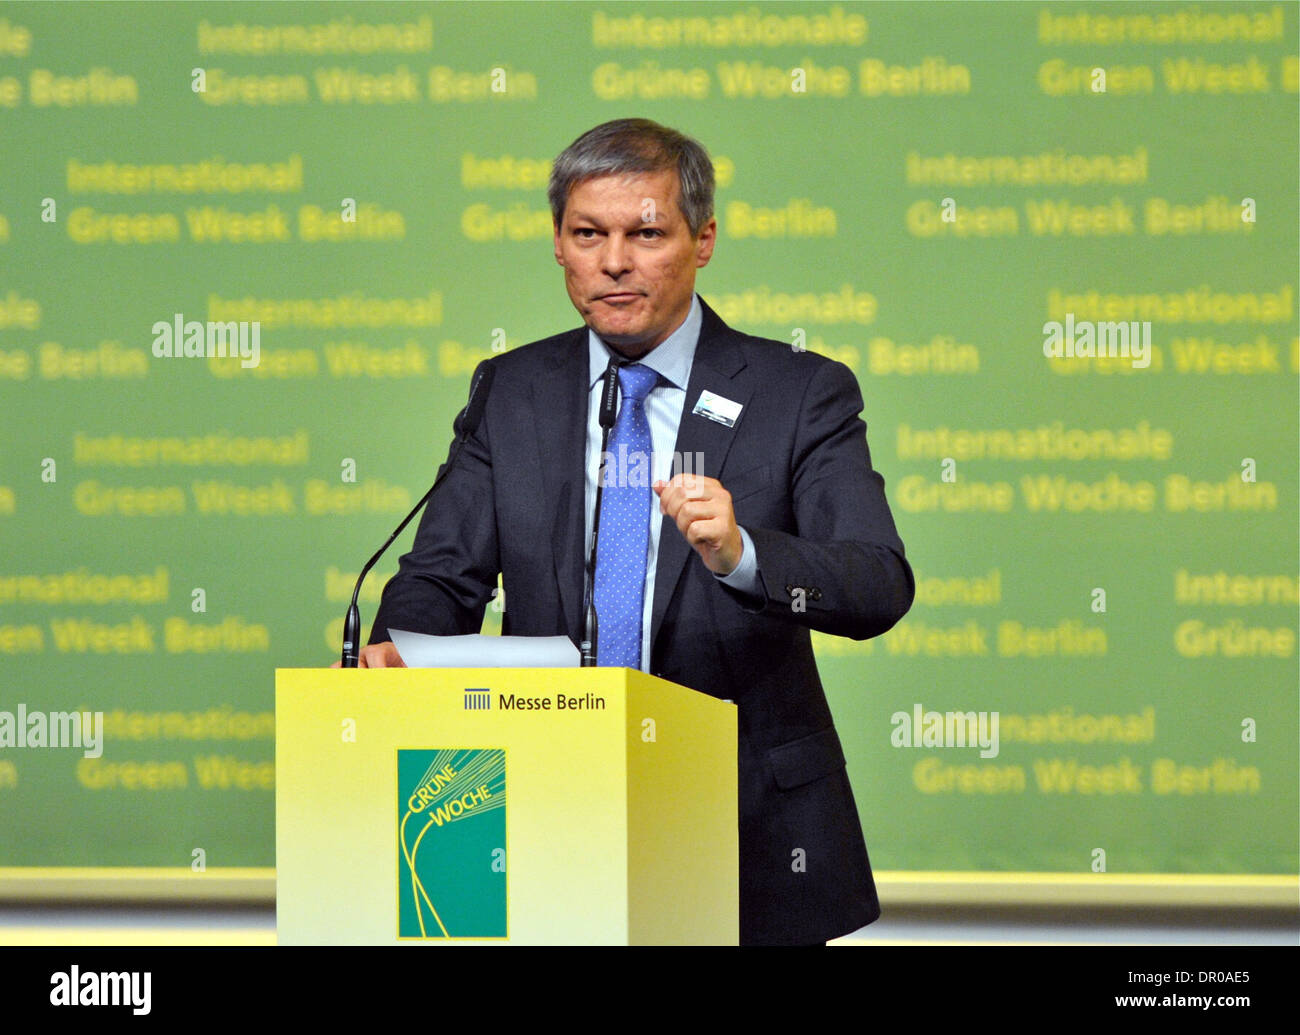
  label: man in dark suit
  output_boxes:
[360,119,914,945]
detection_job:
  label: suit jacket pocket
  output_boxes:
[725,462,772,503]
[766,726,847,790]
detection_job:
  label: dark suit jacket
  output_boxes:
[370,297,915,945]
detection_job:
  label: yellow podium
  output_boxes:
[276,668,738,945]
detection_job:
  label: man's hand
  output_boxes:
[653,473,743,576]
[329,642,406,669]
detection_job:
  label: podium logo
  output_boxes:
[463,689,490,710]
[398,748,506,938]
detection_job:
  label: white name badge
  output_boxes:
[692,390,742,428]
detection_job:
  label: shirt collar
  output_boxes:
[586,293,701,391]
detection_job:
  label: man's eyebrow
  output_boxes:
[567,209,668,227]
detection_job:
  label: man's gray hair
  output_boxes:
[548,118,715,237]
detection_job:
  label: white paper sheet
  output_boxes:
[388,628,579,668]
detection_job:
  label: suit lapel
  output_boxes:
[649,301,751,658]
[532,331,588,645]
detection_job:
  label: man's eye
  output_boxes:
[639,228,662,238]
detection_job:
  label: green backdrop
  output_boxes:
[0,0,1295,878]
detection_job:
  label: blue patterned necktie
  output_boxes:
[594,362,658,669]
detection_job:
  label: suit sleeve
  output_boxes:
[367,361,500,643]
[718,357,914,640]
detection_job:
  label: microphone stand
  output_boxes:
[580,359,622,667]
[340,363,494,667]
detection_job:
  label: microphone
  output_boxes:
[598,355,621,431]
[340,361,496,667]
[580,357,622,666]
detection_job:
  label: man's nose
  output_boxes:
[600,234,631,277]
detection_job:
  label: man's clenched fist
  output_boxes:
[653,473,743,576]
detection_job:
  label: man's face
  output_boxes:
[553,169,716,359]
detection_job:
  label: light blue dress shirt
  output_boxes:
[583,293,760,672]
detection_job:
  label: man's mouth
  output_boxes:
[597,292,642,303]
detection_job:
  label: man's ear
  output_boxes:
[695,217,718,268]
[553,222,564,265]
